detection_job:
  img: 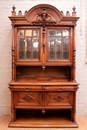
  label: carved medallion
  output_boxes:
[22,95,34,102]
[54,96,64,102]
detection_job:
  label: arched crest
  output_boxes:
[25,4,63,25]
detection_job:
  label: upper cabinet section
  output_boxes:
[9,4,79,67]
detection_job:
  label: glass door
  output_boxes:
[48,29,69,60]
[18,29,39,60]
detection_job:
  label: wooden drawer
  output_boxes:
[45,86,77,91]
[11,86,42,91]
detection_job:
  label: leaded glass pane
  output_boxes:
[19,38,25,59]
[49,30,55,36]
[33,30,39,36]
[32,38,38,59]
[55,30,61,36]
[56,38,62,59]
[26,38,31,59]
[26,30,32,36]
[62,30,69,36]
[49,37,55,59]
[19,30,24,36]
[63,37,69,59]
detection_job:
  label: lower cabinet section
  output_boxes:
[9,84,78,128]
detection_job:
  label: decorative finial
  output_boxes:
[61,11,64,15]
[24,10,27,15]
[12,5,16,16]
[18,10,22,16]
[12,5,16,11]
[66,11,70,16]
[72,6,76,17]
[72,6,76,12]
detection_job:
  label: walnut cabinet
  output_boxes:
[8,4,79,127]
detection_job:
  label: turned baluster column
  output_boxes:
[11,5,16,81]
[72,6,77,82]
[42,26,46,70]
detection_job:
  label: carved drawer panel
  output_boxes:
[14,92,42,107]
[45,92,73,107]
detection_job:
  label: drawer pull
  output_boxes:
[24,88,31,91]
[57,88,63,91]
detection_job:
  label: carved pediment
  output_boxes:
[9,4,79,26]
[25,4,63,25]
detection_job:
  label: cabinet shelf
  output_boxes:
[8,109,78,128]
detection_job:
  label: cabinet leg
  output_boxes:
[71,109,76,122]
[11,109,15,122]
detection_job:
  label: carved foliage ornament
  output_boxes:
[32,7,56,26]
[22,95,34,102]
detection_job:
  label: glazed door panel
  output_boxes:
[45,28,72,65]
[16,27,42,65]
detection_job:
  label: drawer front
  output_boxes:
[45,86,77,91]
[11,86,42,91]
[14,92,43,107]
[45,92,73,107]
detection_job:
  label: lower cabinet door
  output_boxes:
[45,92,73,108]
[14,92,43,108]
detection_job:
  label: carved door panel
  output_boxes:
[45,92,73,108]
[14,92,43,107]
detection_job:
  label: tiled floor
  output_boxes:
[0,115,87,130]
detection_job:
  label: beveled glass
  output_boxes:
[62,30,69,36]
[55,30,61,36]
[56,37,62,59]
[19,30,24,36]
[26,30,32,36]
[32,38,38,59]
[49,37,55,59]
[26,38,31,59]
[33,30,39,36]
[49,30,55,36]
[63,36,69,59]
[19,38,25,59]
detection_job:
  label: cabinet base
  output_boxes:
[8,110,78,128]
[8,120,78,128]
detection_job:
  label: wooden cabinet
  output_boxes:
[8,4,79,127]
